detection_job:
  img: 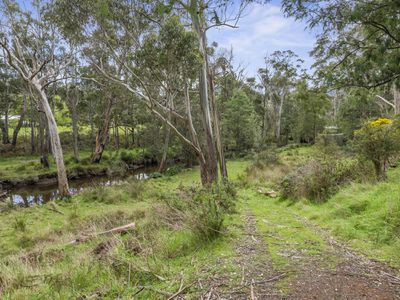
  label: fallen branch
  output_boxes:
[230,273,287,293]
[68,222,136,245]
[250,279,255,300]
[46,207,64,215]
[167,281,195,299]
[136,285,172,297]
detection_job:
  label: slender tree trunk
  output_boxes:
[71,64,80,161]
[71,99,80,161]
[158,95,173,172]
[184,80,210,185]
[262,96,268,141]
[92,97,113,163]
[373,160,387,181]
[276,94,285,142]
[131,127,135,146]
[38,105,49,168]
[33,81,69,197]
[190,2,219,185]
[11,96,28,149]
[393,84,400,115]
[2,102,10,144]
[88,99,96,151]
[114,120,120,150]
[30,94,35,154]
[158,124,171,173]
[124,126,129,148]
[208,67,228,178]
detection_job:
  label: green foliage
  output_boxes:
[282,0,400,89]
[119,150,138,166]
[164,165,182,176]
[148,172,163,179]
[80,186,121,204]
[338,88,381,138]
[13,218,27,232]
[222,89,257,153]
[123,177,145,200]
[353,118,400,180]
[280,156,373,202]
[253,145,279,168]
[289,165,400,266]
[284,80,330,143]
[164,182,237,241]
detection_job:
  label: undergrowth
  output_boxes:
[0,163,244,299]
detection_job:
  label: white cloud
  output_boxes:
[208,3,316,77]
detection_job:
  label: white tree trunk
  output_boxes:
[33,80,70,197]
[276,94,285,141]
[189,1,219,184]
[393,84,400,115]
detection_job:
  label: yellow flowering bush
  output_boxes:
[368,118,393,127]
[353,118,400,180]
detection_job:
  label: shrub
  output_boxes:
[13,218,27,232]
[15,165,26,172]
[124,177,145,200]
[81,186,122,204]
[80,157,91,166]
[119,150,137,166]
[102,153,110,161]
[162,182,237,241]
[353,118,400,180]
[252,146,279,169]
[280,157,373,202]
[148,172,163,179]
[164,165,182,176]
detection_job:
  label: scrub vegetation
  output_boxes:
[1,0,400,298]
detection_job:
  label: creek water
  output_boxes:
[2,167,156,207]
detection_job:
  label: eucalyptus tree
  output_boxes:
[282,0,400,110]
[0,0,72,196]
[51,1,194,184]
[288,81,330,143]
[0,68,11,145]
[62,57,82,162]
[221,89,256,153]
[259,50,304,142]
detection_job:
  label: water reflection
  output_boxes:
[6,169,153,207]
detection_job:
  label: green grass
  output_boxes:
[244,189,327,269]
[2,145,400,298]
[0,160,250,299]
[287,165,400,267]
[0,148,148,182]
[248,146,400,268]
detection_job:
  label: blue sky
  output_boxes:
[207,1,317,78]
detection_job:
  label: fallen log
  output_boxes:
[68,222,136,245]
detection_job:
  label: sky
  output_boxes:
[207,0,317,79]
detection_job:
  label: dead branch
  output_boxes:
[376,95,395,108]
[45,206,64,215]
[68,222,136,245]
[167,281,196,300]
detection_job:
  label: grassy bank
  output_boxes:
[288,167,400,267]
[0,148,151,184]
[0,161,249,299]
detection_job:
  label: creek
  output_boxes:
[2,166,156,207]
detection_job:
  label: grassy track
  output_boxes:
[1,149,399,298]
